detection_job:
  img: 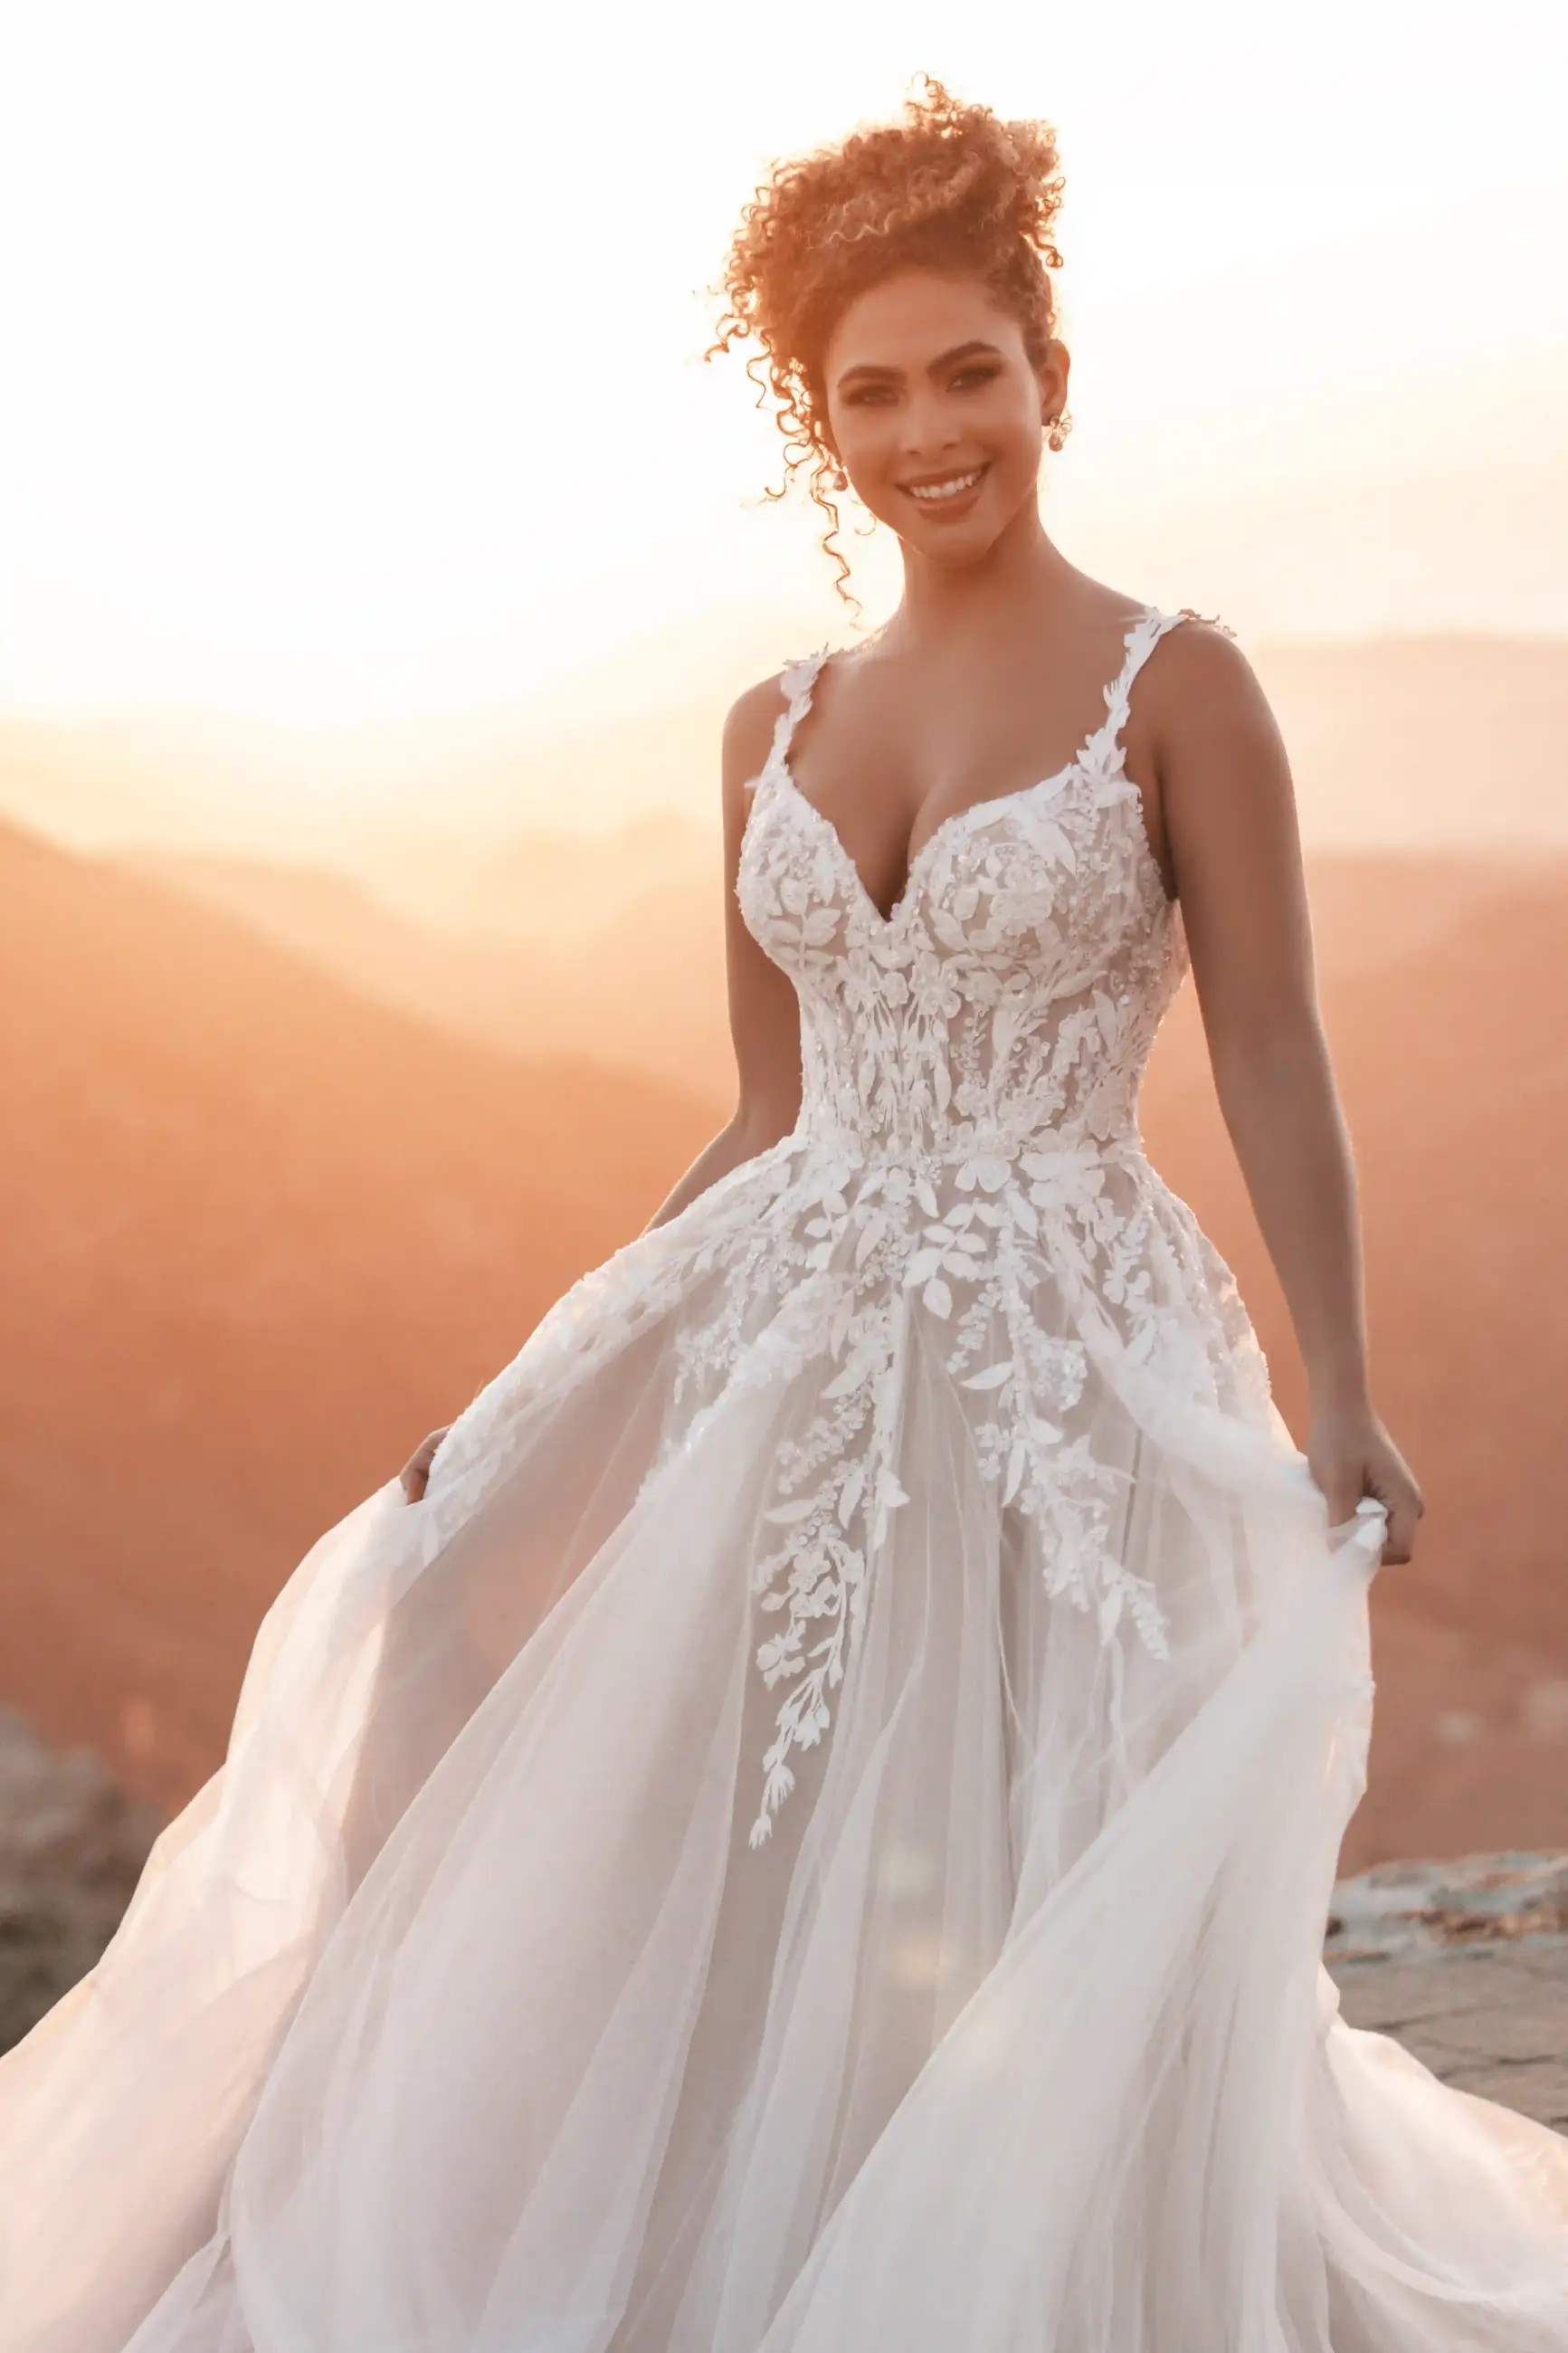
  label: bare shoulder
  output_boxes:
[722,667,793,792]
[1145,610,1281,748]
[1136,607,1315,1045]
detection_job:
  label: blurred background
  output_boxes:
[2,0,1565,2028]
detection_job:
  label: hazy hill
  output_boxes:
[1248,634,1568,849]
[121,835,733,1112]
[0,817,716,1810]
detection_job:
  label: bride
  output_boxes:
[4,72,1565,2353]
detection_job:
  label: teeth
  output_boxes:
[906,467,984,502]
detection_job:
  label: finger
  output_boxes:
[1382,1500,1418,1566]
[1321,1481,1364,1529]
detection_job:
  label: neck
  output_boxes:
[884,500,1083,658]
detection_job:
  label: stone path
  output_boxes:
[1329,1937,1568,2131]
[1326,1852,1568,2134]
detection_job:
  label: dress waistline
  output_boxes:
[784,1117,1147,1176]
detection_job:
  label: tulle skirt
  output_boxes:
[2,1133,1565,2350]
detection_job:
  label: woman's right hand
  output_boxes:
[398,1426,451,1504]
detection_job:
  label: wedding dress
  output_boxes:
[3,602,1565,2351]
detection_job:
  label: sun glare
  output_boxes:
[0,1,1563,757]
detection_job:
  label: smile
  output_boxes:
[901,463,989,505]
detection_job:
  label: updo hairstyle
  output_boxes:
[707,75,1068,599]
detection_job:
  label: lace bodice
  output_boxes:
[429,600,1276,1852]
[736,604,1198,1169]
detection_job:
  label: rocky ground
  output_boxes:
[0,1708,162,2053]
[2,1709,1565,2139]
[1326,1850,1568,2133]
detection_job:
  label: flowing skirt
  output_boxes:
[2,1133,1564,2350]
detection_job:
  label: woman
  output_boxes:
[4,74,1565,2353]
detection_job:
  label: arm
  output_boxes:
[1148,622,1423,1564]
[638,673,804,1233]
[401,679,802,1502]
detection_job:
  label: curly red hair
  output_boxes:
[706,75,1068,605]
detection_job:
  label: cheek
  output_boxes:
[832,404,896,472]
[983,387,1044,466]
[831,415,914,522]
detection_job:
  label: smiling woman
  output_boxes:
[3,67,1567,2353]
[708,79,1071,604]
[830,309,1065,538]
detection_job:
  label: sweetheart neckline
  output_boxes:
[766,741,1175,930]
[756,602,1179,929]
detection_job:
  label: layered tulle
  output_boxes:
[3,1123,1565,2352]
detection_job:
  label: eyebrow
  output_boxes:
[834,338,1004,390]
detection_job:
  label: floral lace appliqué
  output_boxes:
[428,605,1274,1853]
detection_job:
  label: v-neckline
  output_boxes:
[774,605,1162,932]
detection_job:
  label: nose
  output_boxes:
[898,385,962,461]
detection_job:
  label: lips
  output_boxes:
[898,461,991,514]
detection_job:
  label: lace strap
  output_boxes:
[1100,603,1235,751]
[747,649,830,795]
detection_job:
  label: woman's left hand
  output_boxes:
[1306,1402,1424,1567]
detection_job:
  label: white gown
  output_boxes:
[3,603,1565,2351]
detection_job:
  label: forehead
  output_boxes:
[823,268,1023,376]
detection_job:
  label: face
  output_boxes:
[820,267,1068,559]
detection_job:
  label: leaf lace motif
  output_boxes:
[425,605,1278,1854]
[712,605,1277,1842]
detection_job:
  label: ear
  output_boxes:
[1035,335,1069,414]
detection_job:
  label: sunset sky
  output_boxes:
[1,0,1564,746]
